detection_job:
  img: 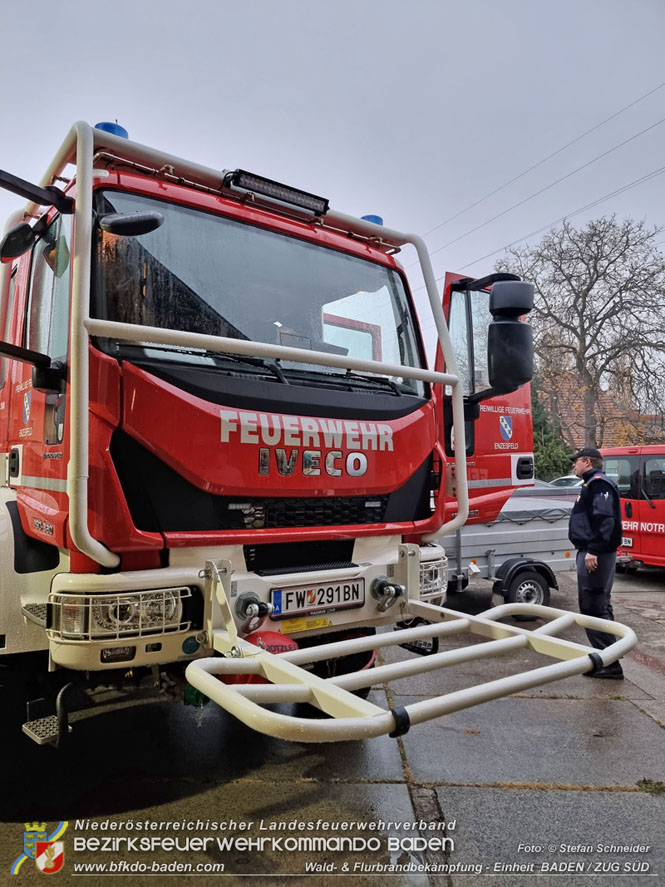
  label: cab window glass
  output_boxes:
[604,456,638,498]
[26,214,72,359]
[0,270,17,388]
[644,456,665,500]
[469,291,491,392]
[448,290,471,394]
[447,288,492,395]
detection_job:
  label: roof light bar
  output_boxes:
[229,169,329,216]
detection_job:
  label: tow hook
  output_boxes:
[371,576,406,611]
[235,593,274,633]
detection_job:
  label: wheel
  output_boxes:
[447,575,469,595]
[505,570,550,621]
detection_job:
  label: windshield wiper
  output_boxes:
[110,341,289,384]
[280,366,404,396]
[203,351,289,384]
[344,371,403,396]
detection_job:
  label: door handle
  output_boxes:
[625,502,632,518]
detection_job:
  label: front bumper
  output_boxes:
[46,543,448,670]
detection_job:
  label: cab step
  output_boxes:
[22,715,70,746]
[22,603,48,627]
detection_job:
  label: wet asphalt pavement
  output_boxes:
[1,565,664,886]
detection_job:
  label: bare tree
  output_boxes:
[496,216,665,447]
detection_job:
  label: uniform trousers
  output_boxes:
[576,550,618,650]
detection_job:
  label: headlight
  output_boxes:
[419,555,447,600]
[50,587,189,640]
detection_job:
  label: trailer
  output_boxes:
[445,494,576,612]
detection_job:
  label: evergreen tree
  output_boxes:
[531,379,571,480]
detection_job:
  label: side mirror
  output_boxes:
[489,280,534,317]
[1,222,38,261]
[488,321,533,392]
[98,211,164,237]
[487,280,534,393]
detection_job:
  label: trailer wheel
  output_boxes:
[505,570,550,621]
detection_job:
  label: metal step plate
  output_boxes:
[21,603,48,627]
[22,715,59,745]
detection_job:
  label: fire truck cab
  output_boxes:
[0,122,634,745]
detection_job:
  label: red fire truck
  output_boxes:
[0,122,634,746]
[602,446,665,570]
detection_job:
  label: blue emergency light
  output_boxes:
[95,122,129,139]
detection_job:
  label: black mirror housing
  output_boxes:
[488,320,533,392]
[98,211,164,237]
[1,222,37,260]
[489,280,534,318]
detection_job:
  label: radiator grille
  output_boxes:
[221,496,388,530]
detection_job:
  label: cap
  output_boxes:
[569,447,602,461]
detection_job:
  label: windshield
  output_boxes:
[92,190,426,395]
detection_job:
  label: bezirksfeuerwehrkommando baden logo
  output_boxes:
[11,822,68,875]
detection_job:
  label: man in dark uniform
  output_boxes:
[568,447,624,678]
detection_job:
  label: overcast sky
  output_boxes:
[1,0,664,351]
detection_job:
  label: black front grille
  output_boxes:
[221,496,388,530]
[110,431,432,533]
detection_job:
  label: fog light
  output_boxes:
[100,646,136,664]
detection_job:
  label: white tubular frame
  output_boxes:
[18,121,468,567]
[186,593,637,742]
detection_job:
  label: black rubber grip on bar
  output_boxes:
[389,706,411,738]
[587,652,604,674]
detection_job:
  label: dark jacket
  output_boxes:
[568,468,622,555]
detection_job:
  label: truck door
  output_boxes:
[638,449,665,567]
[602,451,640,558]
[7,213,71,548]
[435,272,534,524]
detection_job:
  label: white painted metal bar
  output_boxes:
[230,634,529,702]
[84,318,458,386]
[532,613,578,635]
[402,656,598,726]
[274,616,472,666]
[68,124,120,567]
[185,596,637,742]
[479,602,637,662]
[186,659,397,741]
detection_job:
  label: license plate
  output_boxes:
[271,579,365,619]
[621,537,633,548]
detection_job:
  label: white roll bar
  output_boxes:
[15,121,469,566]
